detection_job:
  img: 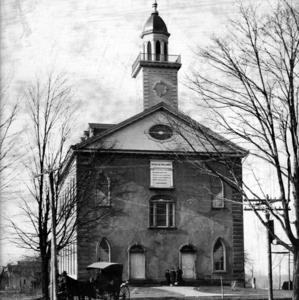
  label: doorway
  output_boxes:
[180,244,196,279]
[129,245,145,279]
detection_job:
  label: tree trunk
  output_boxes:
[41,255,50,300]
[293,247,299,300]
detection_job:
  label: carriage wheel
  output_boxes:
[118,285,130,300]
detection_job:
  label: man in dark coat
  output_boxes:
[165,269,170,285]
[176,267,183,285]
[170,267,176,286]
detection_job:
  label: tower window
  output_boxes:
[155,40,161,61]
[147,42,152,60]
[164,42,168,61]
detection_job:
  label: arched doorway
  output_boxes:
[129,244,145,279]
[180,244,196,279]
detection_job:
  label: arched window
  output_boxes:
[95,171,110,206]
[155,40,161,61]
[213,238,226,272]
[147,42,152,60]
[164,42,168,61]
[211,177,224,208]
[97,238,111,262]
[149,195,175,228]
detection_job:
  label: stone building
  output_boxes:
[0,258,41,292]
[58,2,246,284]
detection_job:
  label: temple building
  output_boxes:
[58,2,246,284]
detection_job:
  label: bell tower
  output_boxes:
[132,1,181,110]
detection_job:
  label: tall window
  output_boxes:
[213,239,226,272]
[155,40,161,61]
[97,238,111,262]
[164,42,168,61]
[147,42,152,60]
[95,172,110,206]
[211,177,224,208]
[149,195,175,228]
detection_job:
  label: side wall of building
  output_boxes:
[57,159,78,279]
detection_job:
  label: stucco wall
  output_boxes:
[76,152,244,282]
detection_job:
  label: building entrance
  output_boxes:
[129,245,145,279]
[180,244,196,279]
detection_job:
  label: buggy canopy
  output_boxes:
[86,262,123,274]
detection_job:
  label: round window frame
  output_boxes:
[148,124,173,141]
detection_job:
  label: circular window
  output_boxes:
[149,124,173,140]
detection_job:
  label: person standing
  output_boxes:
[165,269,170,286]
[176,267,183,285]
[170,267,176,286]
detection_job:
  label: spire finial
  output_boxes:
[152,0,158,13]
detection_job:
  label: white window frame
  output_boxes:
[149,198,175,228]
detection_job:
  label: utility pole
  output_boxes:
[265,211,273,300]
[244,195,287,300]
[288,251,291,290]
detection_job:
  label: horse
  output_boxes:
[57,274,96,300]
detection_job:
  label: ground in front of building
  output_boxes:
[130,285,292,299]
[0,285,292,299]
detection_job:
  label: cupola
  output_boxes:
[132,1,181,111]
[141,2,170,38]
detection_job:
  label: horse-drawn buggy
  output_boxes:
[58,262,130,300]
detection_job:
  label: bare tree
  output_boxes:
[9,73,120,299]
[183,1,299,298]
[8,73,75,299]
[0,101,18,191]
[0,91,19,245]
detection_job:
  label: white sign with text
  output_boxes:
[150,160,173,188]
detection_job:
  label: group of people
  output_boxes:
[165,267,183,286]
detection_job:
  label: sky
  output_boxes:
[0,0,291,286]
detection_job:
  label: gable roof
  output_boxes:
[72,102,247,157]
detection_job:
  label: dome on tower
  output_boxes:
[141,7,170,38]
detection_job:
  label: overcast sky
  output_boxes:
[1,0,289,281]
[2,0,259,127]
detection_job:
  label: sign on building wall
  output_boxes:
[150,160,173,188]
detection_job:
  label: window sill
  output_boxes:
[213,270,227,274]
[148,227,177,230]
[149,186,174,190]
